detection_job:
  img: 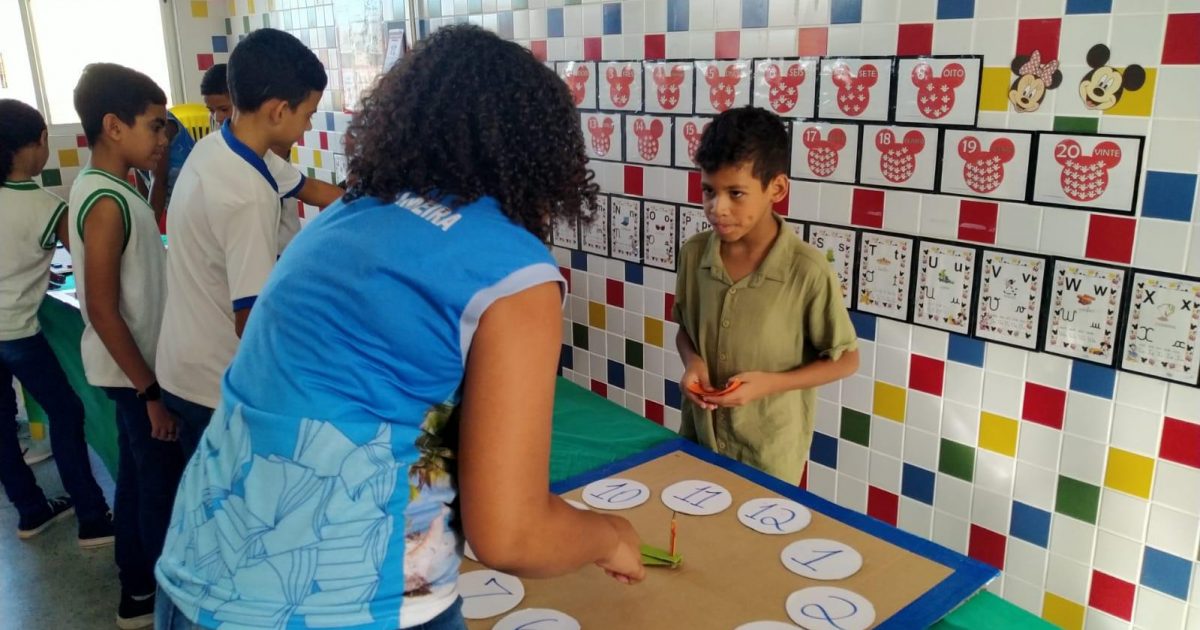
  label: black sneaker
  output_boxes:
[78,510,115,549]
[17,497,74,539]
[117,592,155,629]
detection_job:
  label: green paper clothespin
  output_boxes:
[640,543,682,568]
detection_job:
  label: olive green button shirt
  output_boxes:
[673,214,858,483]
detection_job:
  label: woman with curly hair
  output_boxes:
[154,25,644,630]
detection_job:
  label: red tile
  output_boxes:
[797,27,828,56]
[1085,214,1136,264]
[773,188,789,215]
[590,380,608,397]
[1089,571,1135,621]
[1160,417,1200,469]
[1022,382,1067,430]
[559,267,572,293]
[851,188,885,228]
[583,36,602,61]
[798,462,809,489]
[1016,18,1062,60]
[319,132,329,150]
[968,525,1007,571]
[664,292,675,321]
[716,31,741,59]
[909,354,945,397]
[645,400,665,425]
[1162,13,1200,64]
[958,200,998,244]
[644,34,666,60]
[75,135,88,148]
[531,40,548,61]
[688,171,703,205]
[297,134,306,147]
[624,166,644,196]
[897,23,934,56]
[606,278,624,307]
[197,54,215,71]
[297,202,306,219]
[867,486,899,525]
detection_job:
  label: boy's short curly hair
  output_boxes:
[345,25,597,239]
[694,106,789,188]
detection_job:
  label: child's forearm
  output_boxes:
[87,304,157,392]
[770,349,860,394]
[676,327,703,367]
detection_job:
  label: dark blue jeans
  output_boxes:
[0,333,108,523]
[103,387,184,596]
[155,590,467,630]
[162,390,213,463]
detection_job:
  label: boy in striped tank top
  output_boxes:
[68,63,185,630]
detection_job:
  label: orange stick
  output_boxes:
[669,512,677,557]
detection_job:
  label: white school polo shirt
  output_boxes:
[157,123,299,408]
[0,181,67,341]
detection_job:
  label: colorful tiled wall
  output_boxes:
[226,1,1200,628]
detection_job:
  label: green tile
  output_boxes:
[307,167,317,178]
[938,439,976,482]
[242,16,251,32]
[262,13,270,28]
[564,0,581,4]
[572,323,588,350]
[225,17,233,35]
[840,408,871,447]
[1055,476,1101,524]
[1053,116,1100,134]
[39,169,62,187]
[512,0,527,8]
[625,340,643,369]
[468,0,482,12]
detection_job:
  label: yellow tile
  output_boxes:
[978,412,1019,457]
[1104,447,1155,499]
[644,317,664,348]
[56,149,79,168]
[29,422,46,441]
[228,0,236,16]
[190,0,209,18]
[290,146,299,163]
[979,66,1012,112]
[1104,67,1156,117]
[1042,592,1084,630]
[873,381,906,423]
[247,0,255,14]
[588,301,606,330]
[312,150,323,169]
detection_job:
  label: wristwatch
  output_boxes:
[137,381,162,402]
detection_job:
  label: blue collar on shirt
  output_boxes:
[221,121,278,193]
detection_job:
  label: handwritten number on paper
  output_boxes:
[589,482,644,504]
[464,577,514,600]
[800,595,860,630]
[789,548,845,572]
[515,620,558,629]
[744,503,797,532]
[673,485,725,508]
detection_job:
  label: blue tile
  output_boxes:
[742,0,769,28]
[936,0,974,19]
[497,11,514,39]
[418,19,429,39]
[560,344,573,370]
[1141,547,1192,600]
[1009,501,1052,548]
[830,0,862,24]
[1141,171,1197,222]
[1069,361,1116,399]
[948,334,985,367]
[849,311,877,341]
[548,7,564,38]
[667,0,689,32]
[608,360,625,389]
[602,2,622,35]
[810,431,839,468]
[901,464,935,505]
[325,112,336,130]
[1065,0,1113,13]
[624,261,643,285]
[211,35,229,53]
[665,379,682,409]
[571,250,588,271]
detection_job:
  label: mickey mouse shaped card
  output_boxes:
[894,57,982,126]
[1031,133,1144,213]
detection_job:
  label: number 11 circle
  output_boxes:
[661,479,733,516]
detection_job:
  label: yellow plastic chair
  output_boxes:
[170,103,213,141]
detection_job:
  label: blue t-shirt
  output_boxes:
[156,192,564,629]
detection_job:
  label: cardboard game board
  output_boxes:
[461,439,997,629]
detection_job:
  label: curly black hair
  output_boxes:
[694,106,789,188]
[345,25,596,239]
[0,99,46,182]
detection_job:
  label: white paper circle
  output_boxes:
[735,622,801,629]
[780,539,863,580]
[492,608,581,630]
[581,478,651,510]
[786,587,875,630]
[458,570,526,619]
[660,479,733,515]
[464,541,478,562]
[737,498,812,535]
[565,499,590,510]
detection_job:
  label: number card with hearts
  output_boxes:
[790,122,860,183]
[806,224,857,308]
[557,61,597,110]
[976,250,1047,350]
[752,58,818,118]
[552,214,579,250]
[598,61,643,111]
[644,201,678,270]
[624,115,673,166]
[860,125,939,192]
[610,196,643,263]
[914,240,977,335]
[643,61,696,114]
[939,129,1034,202]
[694,60,753,115]
[674,116,713,168]
[1031,133,1144,213]
[580,112,623,161]
[894,56,983,126]
[678,205,712,249]
[816,57,894,121]
[1120,272,1200,385]
[580,195,610,256]
[1044,259,1127,366]
[856,232,914,321]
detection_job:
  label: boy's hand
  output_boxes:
[703,372,779,408]
[681,359,717,411]
[147,400,178,442]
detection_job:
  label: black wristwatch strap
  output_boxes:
[137,381,162,402]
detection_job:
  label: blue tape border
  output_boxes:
[551,437,999,629]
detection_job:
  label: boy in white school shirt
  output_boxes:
[156,28,328,460]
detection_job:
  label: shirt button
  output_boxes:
[721,320,730,328]
[719,353,727,361]
[717,439,727,450]
[729,289,737,295]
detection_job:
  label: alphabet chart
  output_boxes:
[1120,272,1200,385]
[1044,260,1126,365]
[914,241,977,335]
[975,250,1047,350]
[643,201,678,271]
[857,232,914,321]
[806,224,858,308]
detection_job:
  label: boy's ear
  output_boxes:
[768,172,789,204]
[39,129,49,147]
[101,113,125,141]
[264,98,290,125]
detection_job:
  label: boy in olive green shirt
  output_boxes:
[674,107,860,483]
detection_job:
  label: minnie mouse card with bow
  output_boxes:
[751,58,818,119]
[939,129,1033,202]
[694,60,753,115]
[894,56,982,126]
[1031,132,1144,213]
[790,122,860,184]
[557,61,598,110]
[816,57,895,122]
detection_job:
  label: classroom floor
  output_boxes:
[0,448,122,629]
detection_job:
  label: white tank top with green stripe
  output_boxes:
[68,167,166,388]
[0,180,67,340]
